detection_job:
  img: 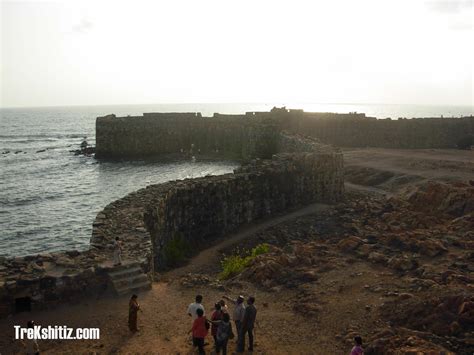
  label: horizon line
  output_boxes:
[1,101,474,110]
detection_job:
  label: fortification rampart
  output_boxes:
[96,109,473,154]
[145,147,343,269]
[282,111,474,149]
[91,132,343,271]
[96,113,279,160]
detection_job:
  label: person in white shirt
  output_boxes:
[187,294,205,321]
[223,295,246,340]
[113,236,122,266]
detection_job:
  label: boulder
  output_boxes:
[337,236,364,252]
[368,252,388,264]
[388,256,417,271]
[416,239,447,257]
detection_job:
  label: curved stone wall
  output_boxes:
[145,149,343,269]
[90,132,343,271]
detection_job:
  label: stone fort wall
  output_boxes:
[281,110,474,149]
[96,112,280,160]
[96,110,474,155]
[144,144,343,269]
[91,132,343,271]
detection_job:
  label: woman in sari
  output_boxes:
[128,294,140,332]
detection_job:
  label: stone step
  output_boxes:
[111,273,149,289]
[116,280,152,296]
[105,263,151,297]
[108,266,142,280]
[108,262,141,272]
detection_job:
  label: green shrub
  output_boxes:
[251,243,270,257]
[219,243,270,280]
[163,233,190,266]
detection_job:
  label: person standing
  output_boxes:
[23,320,39,355]
[350,336,364,355]
[215,312,233,355]
[211,303,224,351]
[219,299,229,314]
[237,296,257,353]
[113,237,122,266]
[188,294,205,321]
[189,308,208,355]
[128,294,140,332]
[223,295,245,349]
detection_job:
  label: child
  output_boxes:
[190,308,208,354]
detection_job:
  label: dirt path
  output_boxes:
[344,148,474,181]
[344,182,393,197]
[167,202,330,278]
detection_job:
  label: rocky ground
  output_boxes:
[1,148,473,354]
[221,182,473,354]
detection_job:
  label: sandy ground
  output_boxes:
[1,261,402,355]
[343,148,474,182]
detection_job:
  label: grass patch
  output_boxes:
[163,233,191,266]
[219,243,270,280]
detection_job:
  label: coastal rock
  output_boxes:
[337,236,363,252]
[387,256,418,272]
[368,252,388,264]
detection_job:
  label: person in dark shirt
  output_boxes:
[237,296,257,352]
[350,335,364,355]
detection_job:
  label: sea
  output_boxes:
[1,103,473,257]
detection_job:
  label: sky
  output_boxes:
[1,0,473,108]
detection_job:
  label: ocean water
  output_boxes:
[1,103,473,257]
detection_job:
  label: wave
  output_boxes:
[0,133,90,140]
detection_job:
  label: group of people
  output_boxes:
[128,293,364,354]
[187,294,257,354]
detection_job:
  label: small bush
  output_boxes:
[219,243,270,280]
[250,243,270,257]
[163,233,190,266]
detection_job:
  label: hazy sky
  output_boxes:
[1,0,473,107]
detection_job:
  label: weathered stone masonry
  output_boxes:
[278,110,474,149]
[91,131,343,271]
[96,112,280,160]
[96,109,474,154]
[145,149,343,269]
